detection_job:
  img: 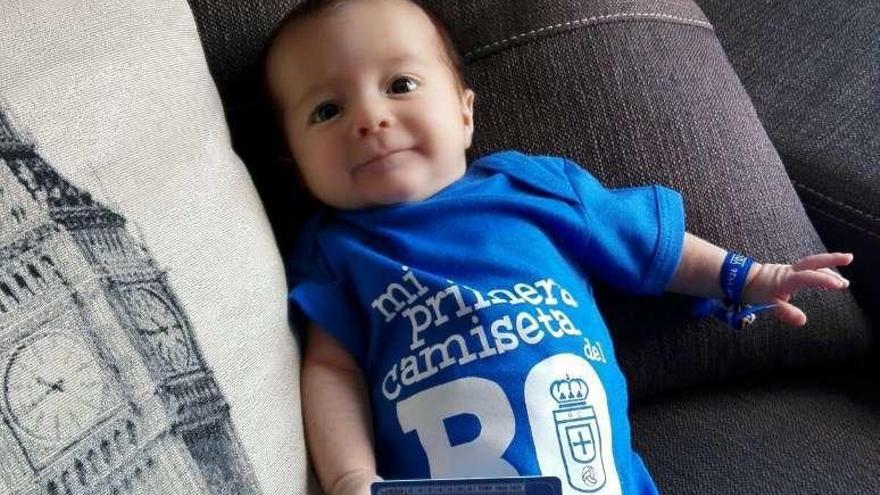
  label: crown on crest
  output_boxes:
[550,375,589,408]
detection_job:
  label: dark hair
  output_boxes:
[263,0,467,99]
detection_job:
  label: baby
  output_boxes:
[264,1,853,494]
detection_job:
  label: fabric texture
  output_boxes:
[186,0,305,252]
[631,366,880,494]
[696,0,880,330]
[288,151,684,493]
[0,1,306,494]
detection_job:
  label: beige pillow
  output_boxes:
[0,1,306,494]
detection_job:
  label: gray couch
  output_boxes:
[188,0,878,493]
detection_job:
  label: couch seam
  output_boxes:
[464,12,714,60]
[803,203,880,242]
[792,180,880,223]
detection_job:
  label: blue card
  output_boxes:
[371,476,561,495]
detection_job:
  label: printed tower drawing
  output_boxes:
[0,109,262,495]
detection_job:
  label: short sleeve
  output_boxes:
[286,218,368,364]
[562,159,686,295]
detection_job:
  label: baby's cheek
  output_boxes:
[299,162,338,195]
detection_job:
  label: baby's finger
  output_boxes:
[772,299,807,326]
[792,252,853,271]
[817,267,850,286]
[780,269,848,294]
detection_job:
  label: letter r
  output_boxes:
[402,304,433,350]
[397,377,519,478]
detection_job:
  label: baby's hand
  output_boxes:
[743,252,853,326]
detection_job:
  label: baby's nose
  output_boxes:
[356,117,391,137]
[352,100,394,137]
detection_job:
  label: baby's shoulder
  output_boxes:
[471,150,583,202]
[285,211,339,277]
[473,149,567,170]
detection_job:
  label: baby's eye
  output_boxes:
[387,75,419,94]
[311,102,341,124]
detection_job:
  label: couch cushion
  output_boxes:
[187,0,872,401]
[187,0,305,251]
[630,364,880,494]
[0,1,306,493]
[695,0,880,330]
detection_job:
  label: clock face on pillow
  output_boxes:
[3,332,107,444]
[128,288,190,371]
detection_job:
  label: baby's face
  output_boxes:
[267,0,475,209]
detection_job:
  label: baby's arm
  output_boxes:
[302,322,381,495]
[667,233,852,326]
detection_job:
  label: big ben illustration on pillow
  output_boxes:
[0,108,262,494]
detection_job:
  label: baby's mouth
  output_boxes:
[352,148,413,174]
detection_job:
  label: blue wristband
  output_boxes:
[692,297,779,330]
[721,251,754,306]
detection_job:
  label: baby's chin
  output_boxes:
[330,172,463,210]
[354,184,446,209]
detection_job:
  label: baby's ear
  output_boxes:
[462,89,475,148]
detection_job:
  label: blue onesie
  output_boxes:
[288,151,685,495]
